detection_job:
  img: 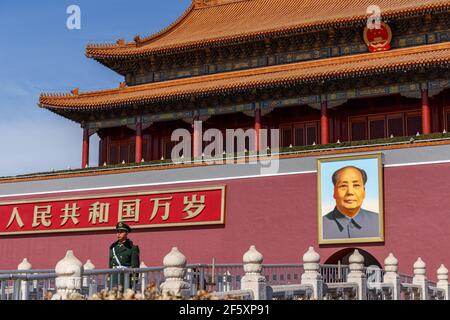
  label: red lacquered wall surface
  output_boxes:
[0,162,449,279]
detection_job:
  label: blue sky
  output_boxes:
[0,0,191,177]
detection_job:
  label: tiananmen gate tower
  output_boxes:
[1,0,449,279]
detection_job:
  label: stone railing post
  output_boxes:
[347,250,367,300]
[241,245,266,300]
[82,260,95,287]
[437,264,449,300]
[413,257,428,300]
[300,247,323,300]
[52,250,83,300]
[140,261,148,293]
[382,253,401,300]
[83,260,96,297]
[160,247,190,298]
[18,258,32,300]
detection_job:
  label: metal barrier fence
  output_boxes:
[81,267,165,297]
[264,264,304,286]
[0,273,56,300]
[0,263,418,300]
[320,264,350,283]
[0,270,54,274]
[400,274,414,284]
[0,264,305,300]
[0,268,166,301]
[188,264,306,293]
[186,264,243,293]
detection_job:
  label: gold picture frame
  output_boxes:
[317,153,384,245]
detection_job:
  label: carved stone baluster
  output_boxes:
[52,251,83,300]
[347,250,366,300]
[241,246,266,300]
[301,247,323,300]
[383,253,401,300]
[160,247,190,298]
[437,264,449,300]
[413,257,428,300]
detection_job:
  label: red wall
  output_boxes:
[1,162,450,279]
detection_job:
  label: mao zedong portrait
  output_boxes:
[322,166,380,240]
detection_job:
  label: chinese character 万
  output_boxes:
[183,195,206,220]
[118,200,141,223]
[149,197,173,221]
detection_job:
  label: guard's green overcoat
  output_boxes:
[108,239,140,289]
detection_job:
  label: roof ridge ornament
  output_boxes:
[70,87,79,96]
[134,35,142,47]
[193,0,246,8]
[193,0,214,8]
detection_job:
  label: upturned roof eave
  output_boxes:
[40,42,450,113]
[85,1,450,61]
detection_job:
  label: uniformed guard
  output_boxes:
[109,222,140,290]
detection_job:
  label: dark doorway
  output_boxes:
[324,248,381,268]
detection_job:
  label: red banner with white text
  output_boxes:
[0,186,226,236]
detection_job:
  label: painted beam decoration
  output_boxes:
[0,186,226,236]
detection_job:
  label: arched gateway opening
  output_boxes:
[322,249,383,283]
[324,248,382,268]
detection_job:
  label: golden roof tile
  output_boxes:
[86,0,449,58]
[41,42,450,110]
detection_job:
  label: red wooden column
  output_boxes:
[153,134,160,160]
[421,88,431,135]
[321,100,330,144]
[255,107,261,151]
[105,136,110,164]
[82,128,89,168]
[100,136,108,166]
[193,115,202,158]
[147,133,153,161]
[135,119,143,163]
